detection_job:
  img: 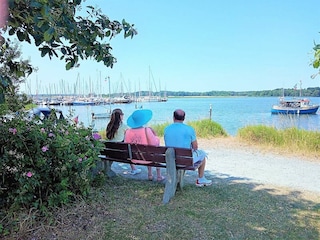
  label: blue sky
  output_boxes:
[20,0,320,95]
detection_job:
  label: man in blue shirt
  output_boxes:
[164,109,212,187]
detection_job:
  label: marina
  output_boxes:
[36,97,320,136]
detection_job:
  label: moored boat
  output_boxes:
[271,97,319,114]
[93,112,111,119]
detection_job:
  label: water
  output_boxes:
[54,97,320,136]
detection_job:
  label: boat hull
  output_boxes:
[271,106,319,114]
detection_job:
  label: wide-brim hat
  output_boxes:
[127,109,152,129]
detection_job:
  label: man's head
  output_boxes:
[173,109,185,122]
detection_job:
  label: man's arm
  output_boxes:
[191,140,198,150]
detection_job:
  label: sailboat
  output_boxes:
[271,82,319,114]
[137,66,168,102]
[92,76,112,119]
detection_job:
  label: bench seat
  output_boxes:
[98,141,204,204]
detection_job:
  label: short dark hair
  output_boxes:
[174,109,185,121]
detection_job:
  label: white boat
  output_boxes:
[271,97,319,114]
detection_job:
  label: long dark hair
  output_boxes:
[106,108,123,140]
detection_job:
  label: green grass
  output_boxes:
[100,119,227,139]
[238,125,320,155]
[151,119,227,138]
[4,177,319,239]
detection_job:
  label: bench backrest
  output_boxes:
[100,141,194,168]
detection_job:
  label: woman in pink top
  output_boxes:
[124,109,165,182]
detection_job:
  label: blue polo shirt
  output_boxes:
[164,122,196,149]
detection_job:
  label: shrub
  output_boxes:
[0,111,104,212]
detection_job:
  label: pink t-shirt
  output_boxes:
[124,127,159,146]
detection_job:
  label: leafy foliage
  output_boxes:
[0,111,105,213]
[5,0,137,70]
[0,39,33,107]
[313,43,320,69]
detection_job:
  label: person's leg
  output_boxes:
[156,167,165,181]
[197,158,206,178]
[193,151,212,186]
[130,164,136,170]
[130,164,141,175]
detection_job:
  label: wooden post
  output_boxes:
[209,104,212,120]
[163,148,178,204]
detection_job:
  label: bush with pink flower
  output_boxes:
[0,110,105,212]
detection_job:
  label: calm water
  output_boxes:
[54,97,320,136]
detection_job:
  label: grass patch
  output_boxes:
[99,119,227,139]
[151,119,227,138]
[3,176,320,239]
[238,125,320,156]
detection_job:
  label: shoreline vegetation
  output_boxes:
[30,86,320,98]
[151,120,320,162]
[99,119,320,162]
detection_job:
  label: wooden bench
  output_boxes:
[98,141,205,204]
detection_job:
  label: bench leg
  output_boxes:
[104,160,117,178]
[177,170,186,190]
[163,148,178,204]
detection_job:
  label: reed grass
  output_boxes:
[151,119,228,138]
[237,125,320,155]
[99,119,227,139]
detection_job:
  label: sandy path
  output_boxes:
[198,137,320,200]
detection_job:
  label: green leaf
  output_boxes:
[17,31,25,41]
[61,47,67,55]
[40,46,50,57]
[44,27,55,42]
[66,61,72,70]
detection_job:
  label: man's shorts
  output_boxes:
[192,149,207,163]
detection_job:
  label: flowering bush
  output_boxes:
[0,111,105,211]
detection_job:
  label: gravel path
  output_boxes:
[112,137,320,199]
[199,137,320,196]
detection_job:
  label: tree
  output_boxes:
[0,0,137,107]
[6,0,137,70]
[0,39,33,111]
[313,42,320,78]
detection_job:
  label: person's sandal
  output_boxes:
[148,175,153,181]
[157,176,165,182]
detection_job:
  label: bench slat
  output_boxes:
[100,141,197,169]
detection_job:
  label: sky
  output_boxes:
[18,0,320,95]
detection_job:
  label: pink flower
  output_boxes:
[92,133,101,140]
[78,158,83,162]
[9,128,17,135]
[26,171,33,178]
[42,145,49,152]
[40,128,45,133]
[48,133,55,137]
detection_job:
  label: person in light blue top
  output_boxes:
[106,108,141,175]
[164,109,212,187]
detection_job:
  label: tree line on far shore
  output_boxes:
[161,87,320,97]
